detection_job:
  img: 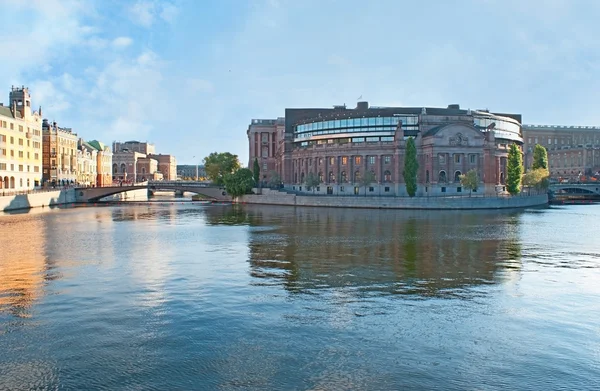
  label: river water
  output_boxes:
[0,203,599,390]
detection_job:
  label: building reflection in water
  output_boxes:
[207,205,524,297]
[0,212,48,318]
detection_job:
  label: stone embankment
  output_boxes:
[0,189,76,212]
[239,189,548,210]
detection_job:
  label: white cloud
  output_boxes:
[128,1,179,27]
[160,3,179,23]
[112,36,133,48]
[128,0,155,27]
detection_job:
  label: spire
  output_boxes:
[39,106,42,116]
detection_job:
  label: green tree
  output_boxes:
[403,137,419,197]
[304,172,320,194]
[532,144,548,170]
[203,152,241,185]
[253,158,260,185]
[359,170,376,196]
[506,143,524,195]
[223,168,254,199]
[459,169,479,197]
[267,170,281,189]
[522,168,550,193]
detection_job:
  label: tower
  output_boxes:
[9,85,32,119]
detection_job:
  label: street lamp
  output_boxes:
[193,155,198,181]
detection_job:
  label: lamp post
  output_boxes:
[193,155,198,181]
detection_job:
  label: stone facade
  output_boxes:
[0,86,43,192]
[522,125,600,180]
[148,153,177,180]
[77,140,98,186]
[42,119,78,186]
[112,140,175,182]
[248,103,523,196]
[88,140,113,187]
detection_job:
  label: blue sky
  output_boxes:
[1,0,600,165]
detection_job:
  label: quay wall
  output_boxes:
[0,189,76,212]
[239,190,548,210]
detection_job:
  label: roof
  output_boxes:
[0,105,14,119]
[88,140,106,151]
[422,123,480,138]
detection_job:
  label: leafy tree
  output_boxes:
[403,137,418,197]
[253,158,260,186]
[267,170,281,189]
[459,169,478,197]
[506,143,523,195]
[304,172,320,194]
[203,152,241,185]
[223,168,254,199]
[359,170,376,196]
[532,144,548,170]
[522,168,550,193]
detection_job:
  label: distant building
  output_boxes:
[111,140,174,182]
[177,164,206,180]
[77,140,97,186]
[88,140,113,187]
[42,118,78,186]
[246,118,285,181]
[522,125,600,179]
[148,154,177,180]
[0,86,43,191]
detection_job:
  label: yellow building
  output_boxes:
[0,86,43,192]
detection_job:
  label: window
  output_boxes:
[384,186,390,192]
[441,187,446,193]
[318,172,323,182]
[454,154,461,163]
[327,186,333,195]
[342,157,348,165]
[329,157,335,165]
[340,171,347,183]
[262,163,267,170]
[319,158,323,166]
[454,171,462,182]
[10,137,14,144]
[439,170,447,183]
[369,187,374,192]
[426,170,430,183]
[18,165,23,172]
[18,125,23,132]
[355,156,361,165]
[457,187,462,193]
[329,171,335,182]
[18,139,23,146]
[368,156,375,165]
[384,156,391,164]
[340,186,344,192]
[383,170,391,183]
[439,154,446,164]
[354,186,359,195]
[470,154,476,164]
[18,151,23,158]
[354,171,361,182]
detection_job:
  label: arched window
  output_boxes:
[120,163,126,173]
[329,171,335,183]
[19,178,23,188]
[500,172,505,184]
[354,170,361,183]
[454,170,462,182]
[318,171,323,183]
[142,167,146,174]
[294,172,298,183]
[4,177,9,188]
[113,163,118,174]
[10,176,15,189]
[384,170,391,183]
[340,171,347,183]
[426,170,430,183]
[301,172,305,183]
[370,170,376,182]
[438,170,447,183]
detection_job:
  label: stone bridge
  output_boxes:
[549,183,600,200]
[75,181,230,203]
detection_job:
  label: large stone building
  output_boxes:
[42,119,79,186]
[248,102,523,196]
[522,124,600,179]
[0,86,43,191]
[111,141,176,182]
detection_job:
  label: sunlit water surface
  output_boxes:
[0,203,599,390]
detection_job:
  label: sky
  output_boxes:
[1,0,600,165]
